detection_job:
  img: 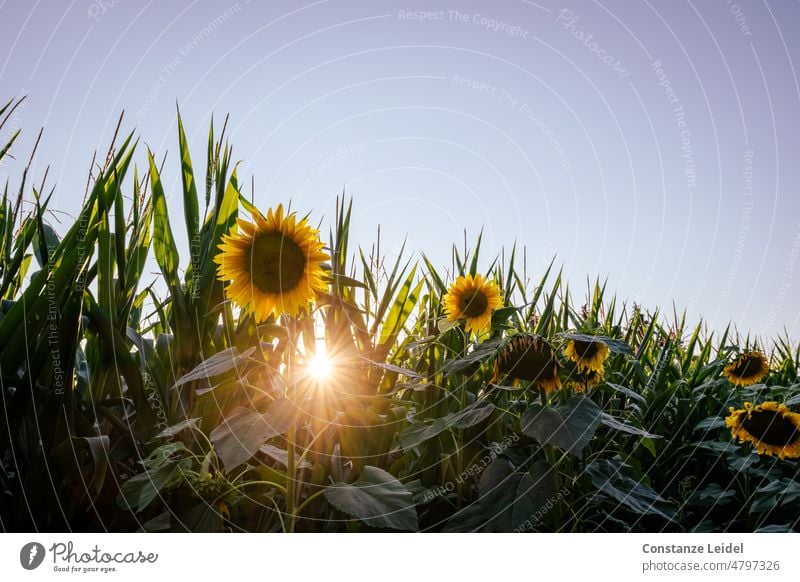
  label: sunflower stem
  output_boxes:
[285,318,299,532]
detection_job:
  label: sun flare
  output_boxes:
[307,353,334,381]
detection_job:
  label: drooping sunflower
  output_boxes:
[443,274,502,334]
[568,369,604,393]
[494,334,561,393]
[564,336,610,374]
[722,350,769,387]
[214,204,330,321]
[726,401,800,459]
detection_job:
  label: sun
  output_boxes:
[306,353,334,381]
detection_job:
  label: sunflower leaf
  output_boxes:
[600,413,661,439]
[520,396,602,456]
[210,399,297,470]
[324,466,418,531]
[585,459,675,520]
[172,346,256,389]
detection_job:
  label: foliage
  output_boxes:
[1,104,799,532]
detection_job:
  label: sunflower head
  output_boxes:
[723,350,769,387]
[214,204,330,321]
[493,334,561,393]
[443,274,503,334]
[726,401,800,459]
[567,369,604,393]
[563,336,610,374]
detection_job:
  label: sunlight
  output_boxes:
[306,352,333,381]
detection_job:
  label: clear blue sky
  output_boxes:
[1,0,799,339]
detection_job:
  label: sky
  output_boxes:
[1,0,799,339]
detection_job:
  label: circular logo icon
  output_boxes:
[19,542,46,570]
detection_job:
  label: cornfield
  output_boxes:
[2,98,799,533]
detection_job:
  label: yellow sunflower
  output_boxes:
[722,350,769,387]
[726,401,800,459]
[568,369,604,393]
[564,338,610,374]
[443,274,502,334]
[494,334,561,393]
[214,204,330,321]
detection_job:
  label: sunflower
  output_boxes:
[494,334,561,393]
[214,204,330,321]
[722,350,769,387]
[443,274,502,334]
[564,337,610,374]
[568,369,604,393]
[726,401,800,459]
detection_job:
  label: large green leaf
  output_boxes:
[171,346,256,389]
[209,399,297,469]
[585,459,675,520]
[600,413,661,439]
[521,396,602,456]
[148,150,180,285]
[324,466,418,531]
[398,399,494,449]
[444,459,556,532]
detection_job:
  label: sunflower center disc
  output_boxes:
[500,340,554,381]
[459,290,489,318]
[249,232,307,294]
[573,340,599,359]
[741,411,800,447]
[731,356,763,378]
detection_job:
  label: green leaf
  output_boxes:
[445,460,556,532]
[156,418,201,438]
[398,399,494,449]
[521,396,602,456]
[600,413,661,439]
[359,357,421,379]
[172,346,256,389]
[209,399,297,469]
[324,466,418,531]
[585,459,675,520]
[378,265,422,347]
[448,399,494,429]
[694,416,726,432]
[399,417,448,450]
[148,150,180,285]
[604,382,646,404]
[177,108,200,241]
[121,462,185,512]
[689,483,735,507]
[440,339,501,374]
